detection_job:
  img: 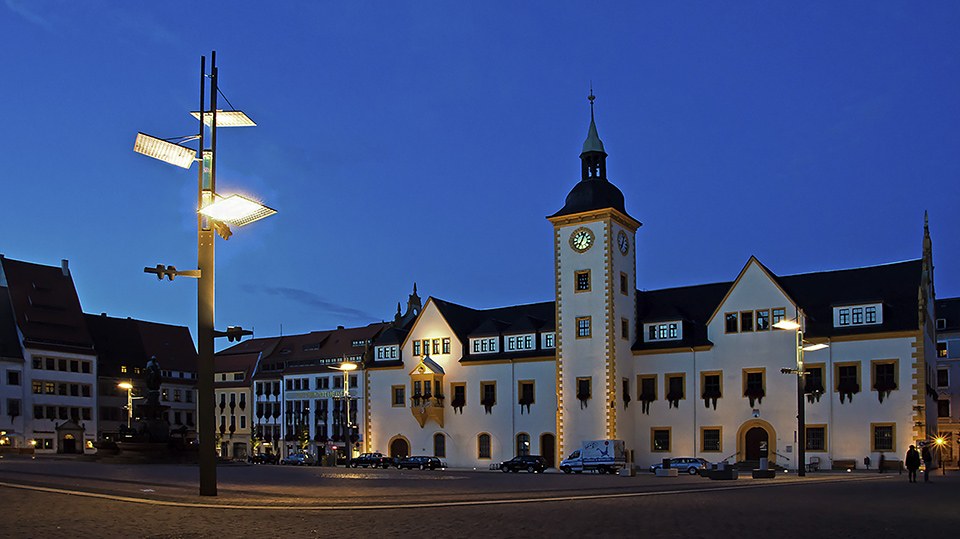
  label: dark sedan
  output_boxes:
[499,455,549,473]
[396,456,445,470]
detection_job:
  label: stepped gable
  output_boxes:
[0,257,93,354]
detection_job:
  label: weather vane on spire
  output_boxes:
[588,83,596,119]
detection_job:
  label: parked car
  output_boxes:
[396,456,446,470]
[500,455,549,473]
[648,457,710,475]
[248,453,277,464]
[281,452,315,466]
[351,452,386,468]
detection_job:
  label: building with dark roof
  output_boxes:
[0,256,98,453]
[85,313,198,442]
[359,98,940,471]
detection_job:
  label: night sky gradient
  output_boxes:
[1,2,957,346]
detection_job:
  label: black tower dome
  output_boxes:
[550,91,637,222]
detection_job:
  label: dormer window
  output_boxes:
[834,303,882,328]
[471,337,499,354]
[542,332,556,349]
[505,334,535,352]
[645,322,681,342]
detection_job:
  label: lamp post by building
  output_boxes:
[934,436,946,475]
[329,361,357,465]
[775,315,828,477]
[134,52,276,496]
[118,382,134,429]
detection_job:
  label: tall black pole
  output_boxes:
[197,51,218,496]
[797,329,806,477]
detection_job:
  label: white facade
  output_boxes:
[366,301,557,467]
[22,348,98,454]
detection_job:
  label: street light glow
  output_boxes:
[331,362,358,372]
[134,132,196,169]
[199,194,277,227]
[190,110,256,127]
[773,319,801,330]
[117,381,133,390]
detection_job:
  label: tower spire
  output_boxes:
[580,87,607,180]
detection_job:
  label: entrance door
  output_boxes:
[540,433,556,468]
[61,436,76,454]
[390,438,409,459]
[745,427,769,461]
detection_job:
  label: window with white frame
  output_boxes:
[645,321,681,342]
[376,345,399,360]
[542,332,556,349]
[505,334,535,352]
[834,303,882,327]
[470,337,499,354]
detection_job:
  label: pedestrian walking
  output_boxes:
[921,444,933,483]
[878,452,885,474]
[905,445,921,483]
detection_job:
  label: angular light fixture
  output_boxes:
[190,110,256,127]
[802,343,828,352]
[198,194,276,227]
[773,319,801,331]
[134,132,196,169]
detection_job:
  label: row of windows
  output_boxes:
[161,388,192,403]
[469,333,557,355]
[32,357,93,374]
[31,380,92,398]
[376,345,399,360]
[283,375,358,392]
[414,338,452,356]
[724,308,786,334]
[32,405,92,421]
[391,381,536,410]
[219,415,247,430]
[646,322,680,342]
[637,360,899,405]
[834,304,881,327]
[648,423,897,453]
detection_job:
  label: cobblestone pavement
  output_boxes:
[2,456,957,538]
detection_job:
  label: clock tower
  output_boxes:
[548,92,641,458]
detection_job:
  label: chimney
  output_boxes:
[61,259,69,277]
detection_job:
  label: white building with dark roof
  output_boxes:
[361,98,941,472]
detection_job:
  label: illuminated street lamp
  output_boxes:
[134,51,276,497]
[934,436,946,475]
[329,361,358,465]
[118,381,134,429]
[775,315,828,477]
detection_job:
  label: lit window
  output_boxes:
[577,317,591,338]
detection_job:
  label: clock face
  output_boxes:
[617,230,629,255]
[569,227,594,253]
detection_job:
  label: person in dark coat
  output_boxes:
[905,445,921,483]
[921,444,933,482]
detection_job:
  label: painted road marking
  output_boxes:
[0,475,889,512]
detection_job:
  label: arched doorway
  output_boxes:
[540,433,556,468]
[736,419,777,465]
[389,437,410,459]
[744,427,768,461]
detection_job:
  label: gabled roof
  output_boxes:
[0,257,94,354]
[431,298,556,362]
[633,258,924,350]
[778,259,922,337]
[85,313,198,378]
[243,322,390,376]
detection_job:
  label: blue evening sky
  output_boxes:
[1,2,958,345]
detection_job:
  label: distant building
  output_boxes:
[0,256,98,453]
[85,313,198,443]
[935,298,960,466]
